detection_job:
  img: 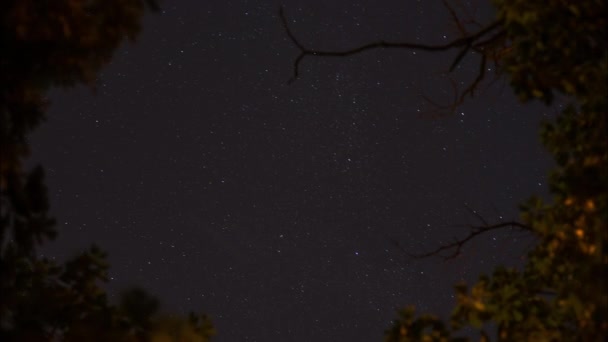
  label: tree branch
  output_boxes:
[442,0,468,37]
[464,203,489,226]
[458,53,486,102]
[405,221,532,260]
[279,6,504,84]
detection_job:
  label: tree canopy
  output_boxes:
[0,1,214,341]
[2,0,606,340]
[383,1,607,340]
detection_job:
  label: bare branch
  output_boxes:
[417,52,486,116]
[449,44,471,72]
[473,29,507,51]
[279,6,503,84]
[464,204,489,226]
[458,53,486,102]
[279,7,307,52]
[418,78,460,117]
[442,0,468,37]
[405,221,532,260]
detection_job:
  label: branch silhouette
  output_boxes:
[391,221,532,261]
[279,6,505,86]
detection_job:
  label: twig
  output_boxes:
[464,204,489,226]
[442,0,468,37]
[458,53,486,102]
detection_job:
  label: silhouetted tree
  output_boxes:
[282,0,607,340]
[0,1,214,341]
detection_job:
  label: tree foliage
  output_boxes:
[384,1,607,340]
[3,0,606,340]
[0,1,214,341]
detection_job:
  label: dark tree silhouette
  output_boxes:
[282,1,607,340]
[0,2,214,341]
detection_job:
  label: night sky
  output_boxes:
[30,1,553,341]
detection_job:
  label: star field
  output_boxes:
[30,1,553,341]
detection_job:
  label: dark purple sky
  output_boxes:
[31,1,552,341]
